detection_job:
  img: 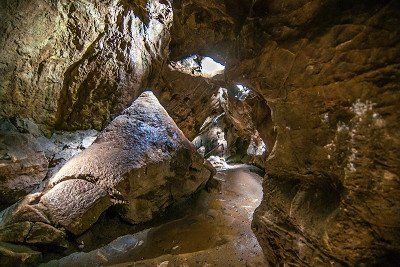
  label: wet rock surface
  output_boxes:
[44,169,266,267]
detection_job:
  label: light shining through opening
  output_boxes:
[201,57,225,77]
[171,55,225,78]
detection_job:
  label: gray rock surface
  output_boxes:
[46,129,98,179]
[0,120,48,208]
[0,118,98,208]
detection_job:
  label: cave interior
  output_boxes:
[0,0,399,266]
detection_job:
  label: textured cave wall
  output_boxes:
[169,0,239,62]
[0,0,228,215]
[169,0,400,265]
[0,0,221,141]
[0,0,172,132]
[223,0,400,265]
[223,87,276,165]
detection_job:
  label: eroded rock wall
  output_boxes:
[0,0,172,132]
[167,0,400,264]
[151,65,220,140]
[222,0,400,265]
[0,117,98,208]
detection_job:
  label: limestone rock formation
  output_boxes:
[45,129,98,179]
[168,0,400,264]
[40,179,111,236]
[0,92,213,251]
[0,118,98,209]
[151,65,220,140]
[0,0,399,265]
[169,0,237,61]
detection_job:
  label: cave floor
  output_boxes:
[47,169,266,267]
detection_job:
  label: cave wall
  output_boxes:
[0,0,172,132]
[168,0,400,264]
[150,65,220,140]
[223,0,400,265]
[0,0,219,141]
[169,0,238,62]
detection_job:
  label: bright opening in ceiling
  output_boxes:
[171,55,225,78]
[200,57,225,77]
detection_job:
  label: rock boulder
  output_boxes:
[50,91,214,223]
[0,91,213,248]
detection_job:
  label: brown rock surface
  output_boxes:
[169,0,238,61]
[0,118,98,209]
[0,0,399,265]
[0,0,173,132]
[51,91,213,223]
[40,179,111,235]
[165,0,400,264]
[219,0,400,265]
[151,65,220,140]
[44,169,266,267]
[0,242,42,266]
[0,193,69,248]
[0,92,213,251]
